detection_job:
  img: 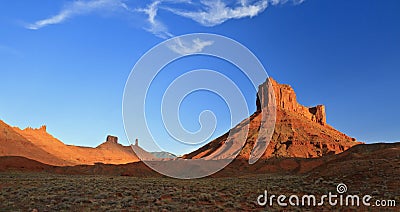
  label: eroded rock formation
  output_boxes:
[257,78,326,125]
[0,122,140,166]
[106,135,118,144]
[185,77,361,159]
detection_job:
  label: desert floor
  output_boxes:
[0,172,398,211]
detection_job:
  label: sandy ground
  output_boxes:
[0,172,398,211]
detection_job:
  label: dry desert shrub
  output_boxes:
[0,172,398,211]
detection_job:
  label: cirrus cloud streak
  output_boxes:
[25,0,305,38]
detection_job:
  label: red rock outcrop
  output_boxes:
[0,121,140,166]
[106,135,118,144]
[184,77,361,159]
[0,121,72,166]
[257,78,326,125]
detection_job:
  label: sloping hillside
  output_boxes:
[0,121,139,166]
[184,78,361,160]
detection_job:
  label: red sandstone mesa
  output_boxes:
[184,77,361,160]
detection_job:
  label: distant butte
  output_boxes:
[0,121,140,166]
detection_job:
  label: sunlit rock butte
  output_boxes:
[183,77,362,160]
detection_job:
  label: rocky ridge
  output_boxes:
[0,121,140,166]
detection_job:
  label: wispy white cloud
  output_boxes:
[164,0,304,27]
[136,1,173,39]
[168,37,214,55]
[26,0,305,38]
[166,0,268,27]
[26,0,128,30]
[134,0,198,38]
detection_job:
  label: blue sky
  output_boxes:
[0,0,399,155]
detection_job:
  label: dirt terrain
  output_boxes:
[0,142,398,211]
[0,170,398,211]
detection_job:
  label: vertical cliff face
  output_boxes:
[185,77,361,160]
[257,78,326,125]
